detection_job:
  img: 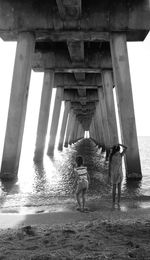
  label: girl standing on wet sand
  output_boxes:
[109,144,127,207]
[73,155,90,212]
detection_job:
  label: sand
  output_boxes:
[0,197,150,259]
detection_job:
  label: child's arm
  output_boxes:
[107,162,111,184]
[72,168,78,191]
[87,172,90,184]
[108,150,112,178]
[108,163,111,178]
[119,144,127,156]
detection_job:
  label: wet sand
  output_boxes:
[0,138,149,259]
[0,197,150,259]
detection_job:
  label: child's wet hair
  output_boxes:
[113,145,120,153]
[76,156,83,167]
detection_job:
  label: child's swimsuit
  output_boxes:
[75,166,89,192]
[110,152,123,184]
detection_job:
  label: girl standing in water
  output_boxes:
[73,155,90,212]
[109,143,127,207]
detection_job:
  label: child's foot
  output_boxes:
[111,202,116,210]
[117,202,121,210]
[83,207,89,212]
[81,207,89,213]
[76,207,82,211]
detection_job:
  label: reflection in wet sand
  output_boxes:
[0,138,149,213]
[123,178,142,197]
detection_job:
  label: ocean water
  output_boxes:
[123,136,150,197]
[0,136,150,212]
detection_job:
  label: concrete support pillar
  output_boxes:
[0,32,35,180]
[64,110,74,147]
[98,87,111,149]
[47,87,63,155]
[73,119,79,143]
[89,119,95,140]
[77,123,84,140]
[95,103,105,148]
[76,122,81,141]
[58,101,70,151]
[93,113,101,146]
[68,113,76,145]
[90,118,97,144]
[34,71,54,161]
[102,70,119,146]
[71,117,78,144]
[110,33,142,179]
[80,125,85,139]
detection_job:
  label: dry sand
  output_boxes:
[0,198,150,259]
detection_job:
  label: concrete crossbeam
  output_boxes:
[63,89,99,102]
[32,49,112,72]
[0,1,149,41]
[54,73,102,87]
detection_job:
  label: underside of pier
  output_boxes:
[0,0,150,180]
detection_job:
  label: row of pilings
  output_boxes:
[0,32,142,181]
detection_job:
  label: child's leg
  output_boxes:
[75,183,82,210]
[117,182,121,204]
[76,192,81,209]
[112,184,116,204]
[82,189,86,210]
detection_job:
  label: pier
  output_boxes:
[0,0,149,180]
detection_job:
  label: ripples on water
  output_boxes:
[0,137,150,209]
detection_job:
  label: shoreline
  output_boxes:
[1,196,150,228]
[0,197,150,259]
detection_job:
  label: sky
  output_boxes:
[127,32,150,136]
[0,32,150,161]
